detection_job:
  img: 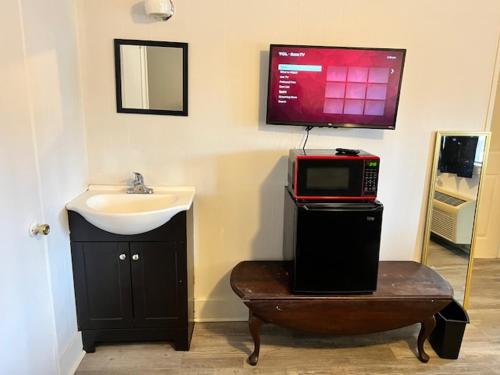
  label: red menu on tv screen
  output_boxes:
[266,45,406,129]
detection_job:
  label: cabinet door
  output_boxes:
[130,242,179,327]
[71,242,133,329]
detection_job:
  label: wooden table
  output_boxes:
[230,261,453,365]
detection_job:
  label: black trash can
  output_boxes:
[429,299,470,359]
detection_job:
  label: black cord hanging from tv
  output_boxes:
[302,126,313,151]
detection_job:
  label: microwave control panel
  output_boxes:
[363,159,379,196]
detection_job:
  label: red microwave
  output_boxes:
[288,149,380,201]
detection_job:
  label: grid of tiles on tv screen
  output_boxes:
[323,66,389,116]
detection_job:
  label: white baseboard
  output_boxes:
[194,298,248,322]
[59,331,84,375]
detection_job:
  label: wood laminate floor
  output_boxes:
[76,258,500,375]
[427,239,470,303]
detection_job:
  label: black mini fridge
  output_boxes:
[283,188,383,294]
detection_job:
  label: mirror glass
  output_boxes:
[423,132,489,307]
[114,39,188,116]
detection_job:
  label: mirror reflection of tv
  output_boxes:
[266,44,406,130]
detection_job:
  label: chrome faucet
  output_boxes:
[127,172,154,194]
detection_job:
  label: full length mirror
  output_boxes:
[114,39,188,116]
[422,131,490,308]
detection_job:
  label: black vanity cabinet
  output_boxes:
[68,209,194,352]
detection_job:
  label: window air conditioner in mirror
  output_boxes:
[431,188,476,245]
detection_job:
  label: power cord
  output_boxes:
[302,126,313,151]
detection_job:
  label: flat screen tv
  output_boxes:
[266,44,406,130]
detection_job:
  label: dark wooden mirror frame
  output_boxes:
[114,38,188,116]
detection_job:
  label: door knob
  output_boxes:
[119,254,127,260]
[30,223,50,237]
[132,254,140,261]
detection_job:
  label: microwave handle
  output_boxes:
[302,205,381,212]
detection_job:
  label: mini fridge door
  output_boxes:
[293,200,383,293]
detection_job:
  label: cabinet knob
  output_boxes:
[119,254,126,260]
[132,254,140,261]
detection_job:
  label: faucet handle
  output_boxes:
[132,171,144,185]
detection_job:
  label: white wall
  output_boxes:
[147,46,184,110]
[436,168,480,200]
[1,0,87,373]
[76,0,500,320]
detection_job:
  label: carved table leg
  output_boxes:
[417,315,436,363]
[248,311,263,366]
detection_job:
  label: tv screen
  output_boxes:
[266,44,406,129]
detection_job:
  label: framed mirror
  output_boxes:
[422,131,490,308]
[114,39,188,116]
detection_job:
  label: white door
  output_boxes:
[0,1,59,374]
[120,44,150,109]
[475,74,500,258]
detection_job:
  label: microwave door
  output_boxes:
[297,159,364,198]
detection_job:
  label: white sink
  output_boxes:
[66,185,195,235]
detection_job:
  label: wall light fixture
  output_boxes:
[144,0,175,21]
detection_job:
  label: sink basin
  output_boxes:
[66,185,195,235]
